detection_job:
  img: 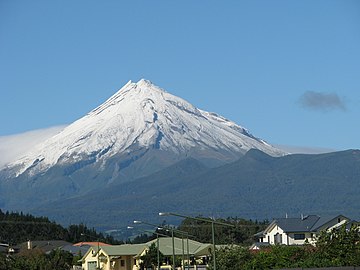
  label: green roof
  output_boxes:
[146,237,211,256]
[82,237,212,260]
[100,244,145,256]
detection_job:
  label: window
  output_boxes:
[87,261,97,270]
[294,233,305,240]
[120,260,125,267]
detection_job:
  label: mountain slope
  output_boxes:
[0,79,284,211]
[32,149,360,230]
[3,79,283,178]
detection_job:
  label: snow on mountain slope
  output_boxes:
[4,79,285,177]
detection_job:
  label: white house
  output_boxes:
[255,214,350,246]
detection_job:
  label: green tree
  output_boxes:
[207,245,251,270]
[47,249,73,270]
[316,224,360,266]
[177,216,268,245]
[140,243,164,269]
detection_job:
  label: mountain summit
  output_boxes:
[2,79,357,229]
[5,79,283,179]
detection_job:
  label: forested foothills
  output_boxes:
[0,210,359,269]
[0,209,121,245]
[0,209,121,270]
[130,217,268,245]
[177,216,269,245]
[0,249,75,270]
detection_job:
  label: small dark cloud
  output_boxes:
[299,91,347,112]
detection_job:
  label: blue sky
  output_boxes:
[0,0,359,151]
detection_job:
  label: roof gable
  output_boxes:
[311,215,349,231]
[146,237,211,256]
[100,244,145,256]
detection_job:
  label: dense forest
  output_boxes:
[0,209,122,245]
[1,210,265,246]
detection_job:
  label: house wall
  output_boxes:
[82,249,99,270]
[259,215,351,247]
[287,232,313,245]
[264,226,313,245]
[264,225,287,245]
[82,250,138,270]
[99,255,137,270]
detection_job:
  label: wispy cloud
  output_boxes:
[299,91,347,112]
[274,144,336,154]
[0,125,67,168]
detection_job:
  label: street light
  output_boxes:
[128,226,169,269]
[159,212,234,270]
[133,220,176,270]
[158,227,194,270]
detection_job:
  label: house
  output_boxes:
[81,237,212,270]
[255,214,351,246]
[82,243,145,270]
[18,240,73,254]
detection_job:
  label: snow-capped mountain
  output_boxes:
[2,79,359,229]
[4,79,284,179]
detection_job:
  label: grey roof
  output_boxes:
[61,244,89,255]
[273,215,320,232]
[311,215,349,231]
[268,214,351,233]
[19,240,73,253]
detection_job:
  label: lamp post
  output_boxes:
[128,226,169,269]
[133,220,176,270]
[158,227,194,270]
[159,212,234,270]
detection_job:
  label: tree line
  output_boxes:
[0,209,122,245]
[131,216,269,245]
